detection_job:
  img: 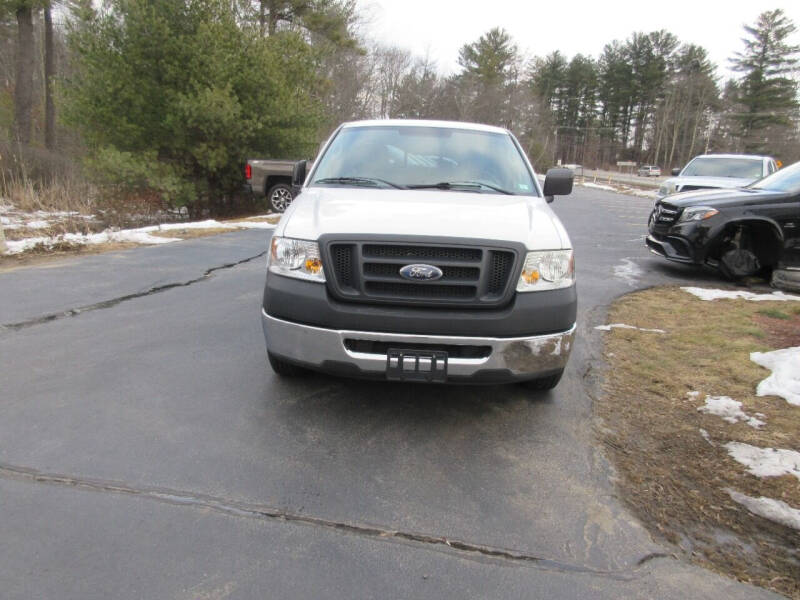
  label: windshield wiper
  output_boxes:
[407,181,514,195]
[314,176,405,189]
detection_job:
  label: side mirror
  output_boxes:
[671,167,681,176]
[292,160,309,188]
[542,168,574,203]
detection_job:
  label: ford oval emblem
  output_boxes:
[399,263,443,281]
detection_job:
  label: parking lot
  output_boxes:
[0,187,780,599]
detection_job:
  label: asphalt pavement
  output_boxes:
[0,188,781,599]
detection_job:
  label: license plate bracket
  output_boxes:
[386,349,448,382]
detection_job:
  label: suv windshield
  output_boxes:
[749,160,800,193]
[310,125,536,195]
[681,157,763,179]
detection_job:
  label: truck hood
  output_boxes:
[662,187,788,208]
[279,187,570,250]
[665,175,757,191]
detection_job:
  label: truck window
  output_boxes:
[310,126,537,195]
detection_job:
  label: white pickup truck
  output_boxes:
[261,120,577,389]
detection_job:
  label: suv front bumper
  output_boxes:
[262,310,575,383]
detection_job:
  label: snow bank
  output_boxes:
[682,287,800,302]
[5,230,180,253]
[595,323,665,333]
[3,218,276,255]
[623,187,658,199]
[724,442,800,480]
[581,182,617,192]
[750,347,800,407]
[727,489,800,530]
[697,395,764,428]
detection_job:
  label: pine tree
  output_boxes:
[63,0,324,213]
[456,27,518,126]
[730,9,800,153]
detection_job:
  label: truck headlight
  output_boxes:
[268,236,325,282]
[517,250,574,292]
[678,206,719,222]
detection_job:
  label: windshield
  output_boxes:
[310,125,537,195]
[680,157,763,179]
[749,160,800,193]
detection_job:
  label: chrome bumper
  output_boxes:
[262,310,575,381]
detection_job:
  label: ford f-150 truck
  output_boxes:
[261,120,577,389]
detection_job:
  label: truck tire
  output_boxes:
[267,352,306,377]
[268,183,294,213]
[520,369,564,391]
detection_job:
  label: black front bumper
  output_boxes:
[263,274,577,338]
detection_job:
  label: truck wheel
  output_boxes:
[267,352,305,377]
[520,369,564,391]
[268,183,294,213]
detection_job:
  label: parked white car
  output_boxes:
[261,120,577,390]
[637,165,661,177]
[657,154,778,199]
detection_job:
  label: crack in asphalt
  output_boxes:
[0,461,649,581]
[0,251,266,332]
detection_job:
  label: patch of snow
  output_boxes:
[581,181,617,192]
[5,229,180,254]
[724,442,800,481]
[150,219,236,232]
[3,217,275,255]
[623,187,658,199]
[686,391,700,398]
[750,347,800,407]
[699,428,715,446]
[33,209,79,217]
[697,395,764,428]
[106,231,181,245]
[230,221,277,229]
[682,287,800,302]
[25,220,50,229]
[613,258,643,287]
[594,323,666,333]
[726,489,800,531]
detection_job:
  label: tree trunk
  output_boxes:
[259,0,266,37]
[268,0,278,36]
[14,4,35,146]
[44,3,56,149]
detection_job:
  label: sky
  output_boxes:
[365,0,800,80]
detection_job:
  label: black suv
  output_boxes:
[647,160,800,288]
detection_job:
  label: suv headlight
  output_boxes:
[678,206,719,222]
[517,250,574,292]
[268,236,325,282]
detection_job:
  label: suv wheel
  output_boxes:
[267,352,305,377]
[268,183,294,213]
[519,369,564,391]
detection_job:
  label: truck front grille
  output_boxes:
[325,241,518,308]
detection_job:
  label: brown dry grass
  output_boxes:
[596,286,800,598]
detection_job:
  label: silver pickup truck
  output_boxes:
[244,159,298,212]
[260,119,577,390]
